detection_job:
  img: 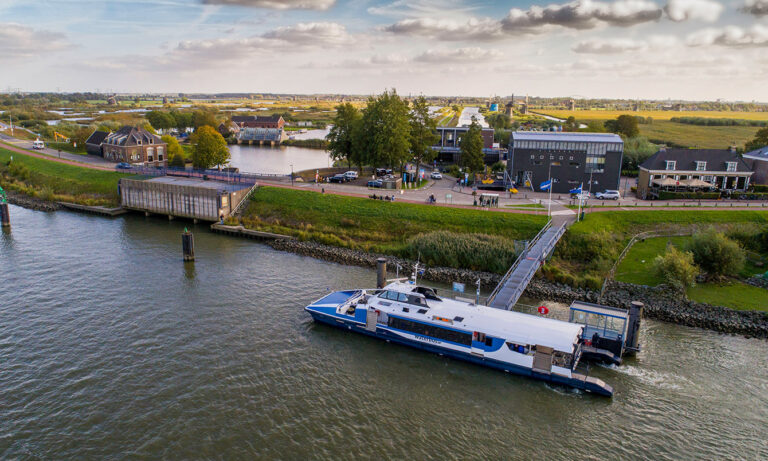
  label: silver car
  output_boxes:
[595,190,621,200]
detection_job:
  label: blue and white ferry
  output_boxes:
[305,280,614,396]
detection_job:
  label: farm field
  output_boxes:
[536,109,768,121]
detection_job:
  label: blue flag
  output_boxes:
[569,184,583,194]
[539,179,552,191]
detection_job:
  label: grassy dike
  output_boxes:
[234,186,548,274]
[546,210,768,290]
[0,147,128,206]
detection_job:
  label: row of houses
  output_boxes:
[506,131,767,197]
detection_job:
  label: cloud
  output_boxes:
[261,22,352,45]
[0,23,71,59]
[367,0,478,18]
[573,35,680,53]
[501,0,663,32]
[201,0,335,10]
[664,0,723,22]
[414,47,502,62]
[687,25,768,47]
[742,0,768,16]
[382,17,505,41]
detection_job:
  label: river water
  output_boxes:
[228,144,330,175]
[1,205,766,459]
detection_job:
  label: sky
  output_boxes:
[1,0,767,101]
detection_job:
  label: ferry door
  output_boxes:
[532,345,554,374]
[471,332,485,357]
[365,308,378,332]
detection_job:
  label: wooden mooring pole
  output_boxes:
[182,228,195,262]
[0,202,10,228]
[376,258,387,289]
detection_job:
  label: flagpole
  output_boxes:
[577,182,583,221]
[547,160,552,219]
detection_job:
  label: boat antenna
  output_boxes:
[476,278,481,305]
[412,253,421,284]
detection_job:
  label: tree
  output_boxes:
[171,111,193,134]
[146,111,175,132]
[326,103,362,169]
[459,118,484,172]
[604,115,639,138]
[686,228,745,277]
[190,125,229,169]
[652,246,698,289]
[409,96,438,175]
[192,110,218,130]
[161,134,185,166]
[486,112,511,130]
[745,127,768,152]
[563,116,579,132]
[357,90,411,169]
[583,121,606,133]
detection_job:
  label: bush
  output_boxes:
[490,161,505,172]
[653,246,698,288]
[752,184,768,193]
[407,231,518,274]
[447,164,462,179]
[686,228,745,276]
[658,191,720,200]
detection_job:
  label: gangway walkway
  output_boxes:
[487,219,568,310]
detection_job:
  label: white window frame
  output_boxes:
[665,160,676,171]
[726,162,737,172]
[696,161,706,171]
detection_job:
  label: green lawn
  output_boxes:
[238,186,547,272]
[0,147,129,205]
[615,236,689,286]
[687,283,768,312]
[48,142,87,155]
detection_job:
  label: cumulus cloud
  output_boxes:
[414,47,502,62]
[501,0,663,32]
[0,23,71,59]
[742,0,768,16]
[687,25,768,47]
[261,22,352,45]
[664,0,724,22]
[383,1,665,41]
[201,0,335,10]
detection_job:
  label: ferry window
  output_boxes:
[552,351,574,369]
[397,293,409,302]
[402,307,409,313]
[475,332,486,342]
[388,316,471,346]
[453,316,464,322]
[485,336,493,347]
[417,309,427,314]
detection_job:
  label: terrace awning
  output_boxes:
[651,177,678,187]
[680,178,713,188]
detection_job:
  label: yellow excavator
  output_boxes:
[53,131,69,142]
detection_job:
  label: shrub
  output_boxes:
[686,228,745,276]
[658,191,720,200]
[447,164,462,179]
[407,231,518,274]
[652,246,698,288]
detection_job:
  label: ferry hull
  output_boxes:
[307,309,613,397]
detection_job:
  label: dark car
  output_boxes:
[328,174,347,183]
[367,180,383,188]
[375,168,393,176]
[115,162,131,170]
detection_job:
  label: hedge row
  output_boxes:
[658,191,721,200]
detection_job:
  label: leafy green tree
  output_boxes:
[653,246,698,289]
[622,136,658,171]
[192,110,218,130]
[486,112,511,130]
[686,228,745,277]
[161,134,185,166]
[459,119,484,172]
[563,116,579,132]
[146,111,175,132]
[583,121,606,133]
[745,127,768,152]
[409,96,438,175]
[171,111,193,134]
[357,90,411,169]
[604,115,639,138]
[190,125,230,169]
[326,103,362,169]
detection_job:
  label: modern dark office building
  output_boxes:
[508,132,624,193]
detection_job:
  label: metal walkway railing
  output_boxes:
[487,221,567,310]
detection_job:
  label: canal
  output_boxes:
[228,144,330,175]
[1,205,766,459]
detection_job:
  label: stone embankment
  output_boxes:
[268,239,768,339]
[6,191,61,212]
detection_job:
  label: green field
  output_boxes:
[614,236,689,286]
[538,109,768,122]
[0,147,128,205]
[638,120,760,149]
[237,186,547,272]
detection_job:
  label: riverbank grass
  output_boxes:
[238,186,547,273]
[686,283,768,312]
[0,147,128,206]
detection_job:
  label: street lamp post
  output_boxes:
[291,164,294,186]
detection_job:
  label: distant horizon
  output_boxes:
[2,1,767,101]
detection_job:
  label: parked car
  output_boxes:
[115,162,132,170]
[574,192,591,201]
[375,168,393,176]
[430,171,443,180]
[328,174,347,183]
[344,171,359,180]
[367,179,383,188]
[595,190,621,200]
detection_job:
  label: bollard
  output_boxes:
[625,301,644,354]
[182,228,195,262]
[376,258,387,289]
[0,203,9,228]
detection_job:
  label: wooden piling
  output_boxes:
[182,229,195,262]
[0,203,9,228]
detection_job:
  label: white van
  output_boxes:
[343,171,358,180]
[32,140,45,150]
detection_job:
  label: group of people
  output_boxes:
[475,195,499,207]
[370,194,395,202]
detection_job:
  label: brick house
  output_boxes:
[101,126,167,166]
[231,115,285,129]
